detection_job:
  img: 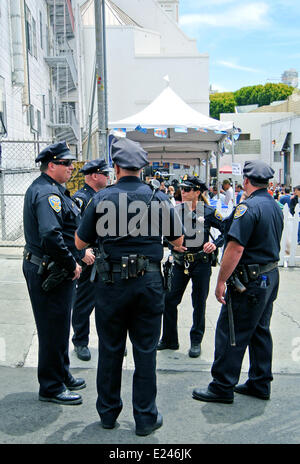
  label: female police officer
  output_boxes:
[157,176,225,358]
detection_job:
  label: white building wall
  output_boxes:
[113,0,198,55]
[220,112,291,140]
[261,116,300,186]
[80,1,209,130]
[0,0,54,141]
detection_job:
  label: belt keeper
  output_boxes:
[121,257,129,279]
[129,254,138,278]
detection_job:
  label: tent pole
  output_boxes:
[216,148,220,198]
[205,152,209,186]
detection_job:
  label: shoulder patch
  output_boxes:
[48,195,61,213]
[214,210,223,221]
[74,197,84,209]
[234,204,248,219]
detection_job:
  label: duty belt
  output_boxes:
[172,250,210,265]
[172,249,210,275]
[235,262,278,284]
[23,248,43,266]
[112,260,160,276]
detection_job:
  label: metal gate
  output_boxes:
[0,140,52,247]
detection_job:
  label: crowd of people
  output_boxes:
[22,140,285,437]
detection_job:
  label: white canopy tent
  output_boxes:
[109,85,234,181]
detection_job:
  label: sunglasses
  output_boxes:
[181,186,195,193]
[97,171,109,177]
[52,160,73,167]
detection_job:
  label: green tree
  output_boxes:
[209,83,294,119]
[234,83,293,107]
[209,92,236,120]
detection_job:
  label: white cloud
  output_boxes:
[179,2,270,30]
[217,60,262,73]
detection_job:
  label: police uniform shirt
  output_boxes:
[76,176,184,263]
[174,202,225,251]
[23,172,82,272]
[227,188,283,264]
[73,183,96,214]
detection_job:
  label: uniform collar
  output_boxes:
[117,176,142,184]
[41,172,68,195]
[248,188,268,199]
[83,183,97,193]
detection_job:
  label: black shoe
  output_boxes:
[157,340,179,351]
[135,413,163,436]
[65,376,86,391]
[192,388,233,404]
[74,345,91,361]
[39,388,82,405]
[234,383,270,400]
[101,420,116,430]
[188,344,201,358]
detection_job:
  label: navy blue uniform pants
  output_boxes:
[161,261,212,346]
[23,260,75,397]
[94,271,164,429]
[209,268,279,399]
[72,264,95,347]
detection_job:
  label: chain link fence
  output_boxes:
[0,140,52,247]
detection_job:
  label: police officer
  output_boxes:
[192,160,283,403]
[72,158,109,361]
[157,176,225,358]
[75,137,184,436]
[23,141,92,405]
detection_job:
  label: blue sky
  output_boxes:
[178,0,300,92]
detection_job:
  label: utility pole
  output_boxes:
[94,0,108,162]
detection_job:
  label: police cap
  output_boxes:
[111,137,149,170]
[35,141,76,163]
[180,175,208,193]
[79,158,109,175]
[243,160,274,183]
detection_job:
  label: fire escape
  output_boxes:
[45,0,79,145]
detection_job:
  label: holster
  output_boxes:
[162,255,174,291]
[37,255,51,276]
[95,255,113,284]
[41,262,70,292]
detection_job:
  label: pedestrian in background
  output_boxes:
[222,179,234,205]
[289,185,300,244]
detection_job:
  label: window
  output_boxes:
[294,144,300,162]
[25,4,32,54]
[32,17,37,58]
[37,109,42,137]
[25,4,37,59]
[42,95,46,119]
[0,76,7,135]
[238,133,250,141]
[274,151,281,162]
[39,11,43,49]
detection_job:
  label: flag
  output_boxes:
[135,125,148,134]
[154,128,167,138]
[174,127,188,133]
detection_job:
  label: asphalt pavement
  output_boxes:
[1,247,300,446]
